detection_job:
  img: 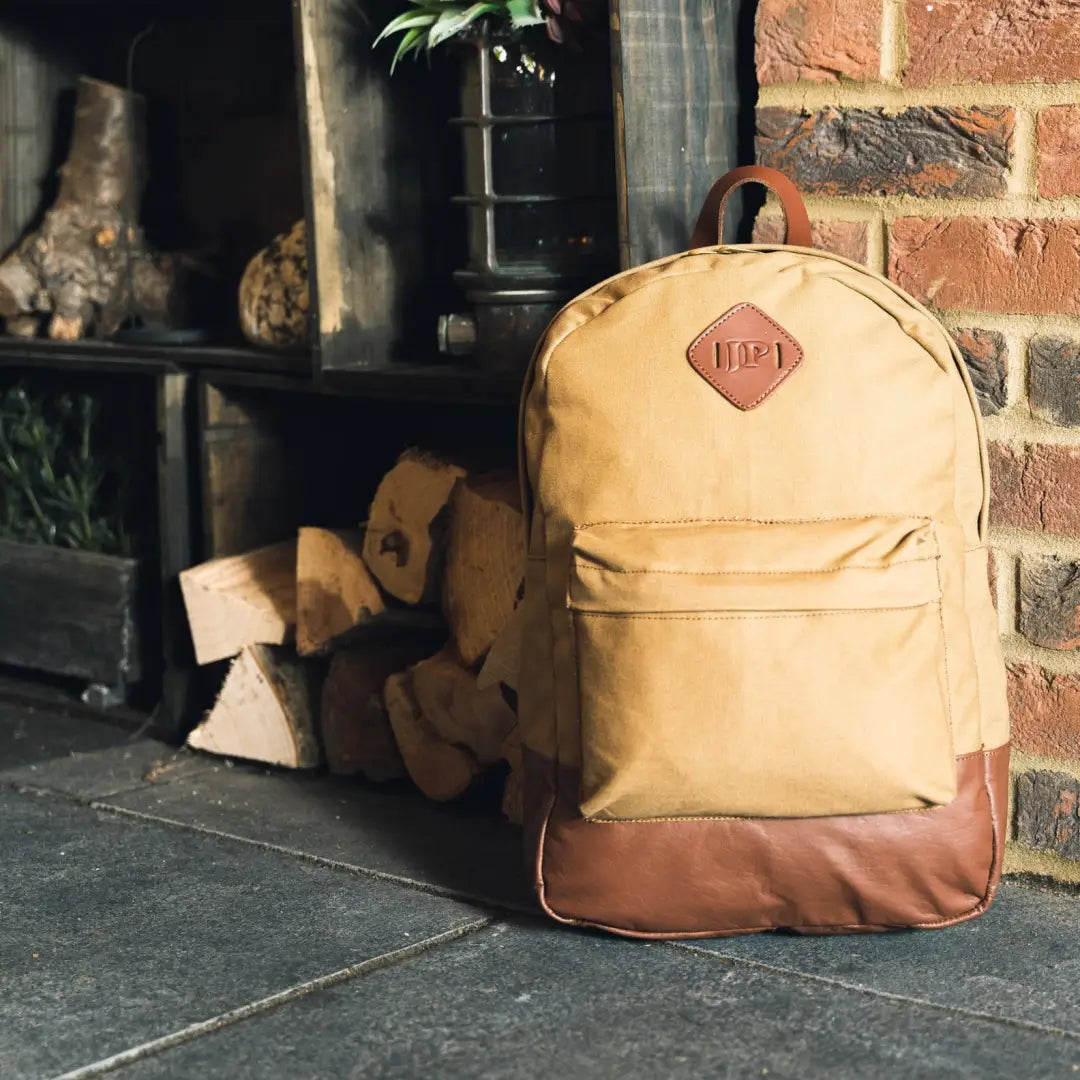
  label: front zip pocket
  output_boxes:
[567,516,956,821]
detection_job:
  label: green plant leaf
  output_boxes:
[390,25,429,71]
[462,3,504,25]
[373,9,439,48]
[506,0,545,26]
[427,8,478,50]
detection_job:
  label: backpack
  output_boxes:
[516,166,1010,939]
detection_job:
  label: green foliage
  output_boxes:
[374,0,546,71]
[0,384,130,555]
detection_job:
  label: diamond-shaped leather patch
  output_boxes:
[687,303,803,410]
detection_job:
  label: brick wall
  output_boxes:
[754,0,1080,882]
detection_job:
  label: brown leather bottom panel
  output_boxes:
[524,745,1009,939]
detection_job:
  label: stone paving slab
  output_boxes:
[2,739,208,801]
[107,919,1080,1080]
[0,790,485,1080]
[683,880,1080,1035]
[0,704,133,771]
[103,763,533,912]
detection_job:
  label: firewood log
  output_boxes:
[362,450,465,605]
[500,725,523,826]
[442,474,524,666]
[186,645,320,768]
[296,527,385,656]
[409,649,516,765]
[476,600,524,693]
[0,77,181,341]
[180,540,297,665]
[384,670,479,801]
[319,643,429,780]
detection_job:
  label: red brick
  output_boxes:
[988,441,1040,530]
[1019,555,1080,650]
[1028,336,1080,427]
[1016,771,1080,858]
[987,547,999,610]
[756,0,881,85]
[1038,106,1080,198]
[757,106,1012,198]
[1008,662,1080,759]
[889,218,1080,315]
[904,1,1080,87]
[952,329,1007,416]
[988,442,1080,535]
[753,216,869,263]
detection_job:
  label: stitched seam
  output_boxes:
[546,748,1009,937]
[932,545,955,749]
[911,748,1001,928]
[572,556,939,576]
[585,802,946,824]
[572,603,940,621]
[576,749,1007,935]
[574,514,932,530]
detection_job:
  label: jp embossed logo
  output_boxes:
[688,303,803,410]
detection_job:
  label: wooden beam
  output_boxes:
[295,0,454,371]
[610,0,741,266]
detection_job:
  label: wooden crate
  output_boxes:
[0,540,141,686]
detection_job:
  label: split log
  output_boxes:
[180,540,296,665]
[409,649,517,765]
[296,527,385,656]
[384,670,479,801]
[238,219,310,349]
[362,450,465,605]
[477,600,524,693]
[186,644,320,768]
[0,77,180,341]
[319,642,429,779]
[500,726,523,826]
[442,474,524,666]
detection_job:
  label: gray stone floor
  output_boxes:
[3,704,1080,1080]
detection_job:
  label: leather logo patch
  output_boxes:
[687,303,803,410]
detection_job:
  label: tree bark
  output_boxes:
[0,77,180,340]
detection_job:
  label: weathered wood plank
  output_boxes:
[610,0,741,266]
[0,539,140,685]
[294,0,455,370]
[199,380,297,558]
[0,27,76,255]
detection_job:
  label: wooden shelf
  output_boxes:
[211,363,524,406]
[0,337,312,378]
[0,338,522,405]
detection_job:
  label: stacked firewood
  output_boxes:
[178,450,524,823]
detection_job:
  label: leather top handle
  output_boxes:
[689,165,813,249]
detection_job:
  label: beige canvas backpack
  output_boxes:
[517,166,1010,939]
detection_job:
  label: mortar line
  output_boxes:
[983,410,1080,446]
[799,193,1080,219]
[880,0,905,86]
[997,630,1080,676]
[48,919,494,1080]
[667,941,1080,1044]
[1008,108,1038,198]
[936,312,1080,334]
[995,549,1018,638]
[758,80,1080,110]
